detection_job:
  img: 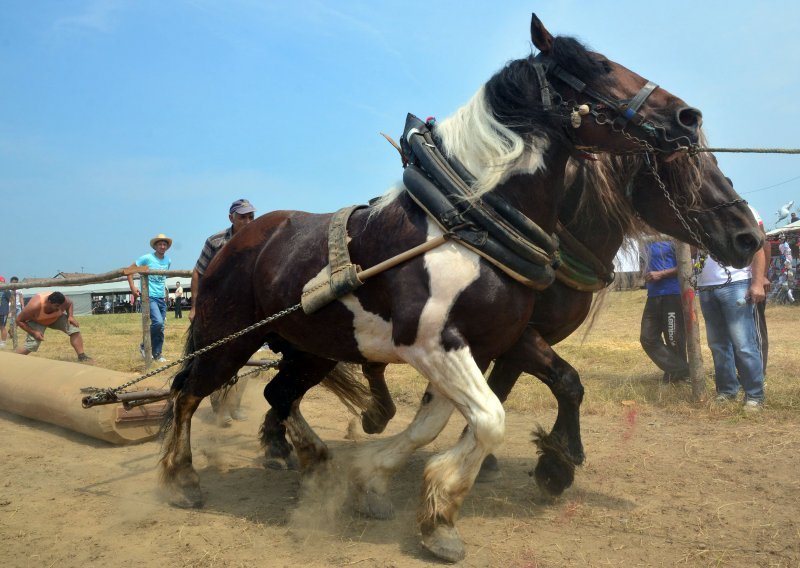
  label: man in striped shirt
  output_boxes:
[191,198,256,425]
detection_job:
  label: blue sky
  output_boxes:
[2,1,799,278]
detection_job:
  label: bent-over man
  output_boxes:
[15,291,93,363]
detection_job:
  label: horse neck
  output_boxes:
[559,169,626,266]
[490,145,572,234]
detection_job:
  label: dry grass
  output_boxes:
[9,291,799,420]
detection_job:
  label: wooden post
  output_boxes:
[140,276,153,368]
[676,242,706,402]
[9,286,18,349]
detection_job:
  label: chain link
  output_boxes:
[613,128,735,290]
[82,303,301,405]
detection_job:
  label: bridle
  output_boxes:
[530,55,697,155]
[531,55,742,286]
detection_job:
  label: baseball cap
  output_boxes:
[230,199,256,215]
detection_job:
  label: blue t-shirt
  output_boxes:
[135,253,171,299]
[646,241,680,296]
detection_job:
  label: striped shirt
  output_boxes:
[194,226,233,276]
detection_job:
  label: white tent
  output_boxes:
[20,276,190,316]
[766,219,800,238]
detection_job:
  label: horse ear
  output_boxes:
[530,13,554,54]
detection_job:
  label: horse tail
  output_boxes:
[321,362,372,415]
[170,320,197,393]
[160,320,197,440]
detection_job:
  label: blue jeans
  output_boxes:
[699,279,764,401]
[144,297,167,358]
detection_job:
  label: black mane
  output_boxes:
[483,34,611,142]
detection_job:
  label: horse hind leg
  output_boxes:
[360,362,396,434]
[159,388,204,508]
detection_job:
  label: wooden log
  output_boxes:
[0,352,166,444]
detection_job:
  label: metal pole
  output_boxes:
[140,276,153,368]
[676,242,706,402]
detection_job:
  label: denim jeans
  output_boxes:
[699,279,764,401]
[145,297,167,358]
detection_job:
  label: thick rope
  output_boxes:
[687,147,800,155]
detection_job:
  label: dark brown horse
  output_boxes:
[328,150,758,497]
[161,15,754,562]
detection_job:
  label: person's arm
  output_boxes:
[749,245,768,303]
[761,229,771,296]
[127,260,142,300]
[645,266,678,282]
[189,269,200,321]
[64,297,79,327]
[15,297,43,341]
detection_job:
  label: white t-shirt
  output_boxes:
[696,205,762,287]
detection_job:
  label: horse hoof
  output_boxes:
[353,489,395,520]
[361,410,389,435]
[531,451,575,496]
[264,453,300,471]
[476,453,502,483]
[421,525,466,563]
[166,484,204,509]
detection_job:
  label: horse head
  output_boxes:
[629,153,763,268]
[529,14,702,155]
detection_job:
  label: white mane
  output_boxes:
[435,86,549,197]
[369,85,550,218]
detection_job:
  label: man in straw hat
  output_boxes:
[191,198,256,425]
[127,233,172,362]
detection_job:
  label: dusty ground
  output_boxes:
[1,377,798,568]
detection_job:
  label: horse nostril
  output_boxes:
[677,106,703,129]
[735,231,761,254]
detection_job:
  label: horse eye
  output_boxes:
[600,60,612,73]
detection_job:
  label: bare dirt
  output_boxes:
[1,379,798,568]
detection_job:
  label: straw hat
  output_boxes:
[149,233,173,250]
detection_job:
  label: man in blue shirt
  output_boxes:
[640,239,689,382]
[127,233,172,362]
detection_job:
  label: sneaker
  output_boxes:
[77,353,95,365]
[743,399,763,412]
[156,356,168,363]
[0,341,6,348]
[714,394,736,403]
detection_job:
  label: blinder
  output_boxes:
[532,55,664,146]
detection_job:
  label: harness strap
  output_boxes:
[301,205,366,314]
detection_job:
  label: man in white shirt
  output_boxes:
[696,205,768,410]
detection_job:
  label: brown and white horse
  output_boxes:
[161,15,758,562]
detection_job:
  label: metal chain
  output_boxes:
[81,303,301,405]
[611,127,735,290]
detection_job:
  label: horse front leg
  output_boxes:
[159,390,204,508]
[486,328,584,495]
[403,347,504,563]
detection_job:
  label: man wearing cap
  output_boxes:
[127,234,173,362]
[191,199,255,425]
